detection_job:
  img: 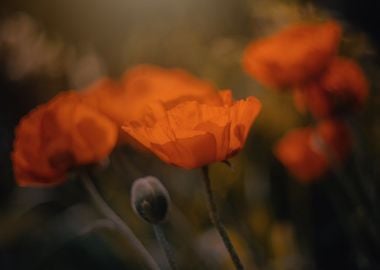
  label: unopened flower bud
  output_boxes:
[131,176,170,224]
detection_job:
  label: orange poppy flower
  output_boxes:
[274,120,351,182]
[242,21,341,89]
[122,90,261,169]
[293,57,369,118]
[12,91,118,187]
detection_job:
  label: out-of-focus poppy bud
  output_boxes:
[12,91,118,187]
[294,57,369,118]
[273,120,351,182]
[131,176,170,224]
[242,21,341,89]
[122,90,261,169]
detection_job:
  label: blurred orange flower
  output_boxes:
[12,92,118,187]
[274,120,351,182]
[122,90,261,169]
[121,65,226,120]
[81,78,127,126]
[82,65,224,125]
[293,57,369,118]
[242,21,341,89]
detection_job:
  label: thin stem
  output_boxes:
[345,118,376,208]
[153,225,177,270]
[81,172,160,270]
[314,133,380,252]
[201,166,244,270]
[323,181,372,269]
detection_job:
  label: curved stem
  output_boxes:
[202,166,244,270]
[81,172,160,270]
[153,225,177,270]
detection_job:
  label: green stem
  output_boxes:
[153,225,177,270]
[81,172,160,270]
[202,166,244,270]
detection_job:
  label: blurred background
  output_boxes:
[0,0,379,269]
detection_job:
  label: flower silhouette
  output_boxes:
[12,91,118,186]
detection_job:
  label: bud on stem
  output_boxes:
[131,176,170,224]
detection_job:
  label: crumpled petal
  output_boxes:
[122,94,261,169]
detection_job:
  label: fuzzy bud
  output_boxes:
[131,176,170,224]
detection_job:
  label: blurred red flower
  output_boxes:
[274,120,351,182]
[242,21,341,89]
[12,92,118,187]
[293,57,369,118]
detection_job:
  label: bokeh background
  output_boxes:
[0,0,379,269]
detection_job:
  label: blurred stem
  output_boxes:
[80,219,116,235]
[153,225,177,270]
[81,171,160,270]
[345,117,376,208]
[323,181,372,269]
[202,166,244,270]
[314,133,380,251]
